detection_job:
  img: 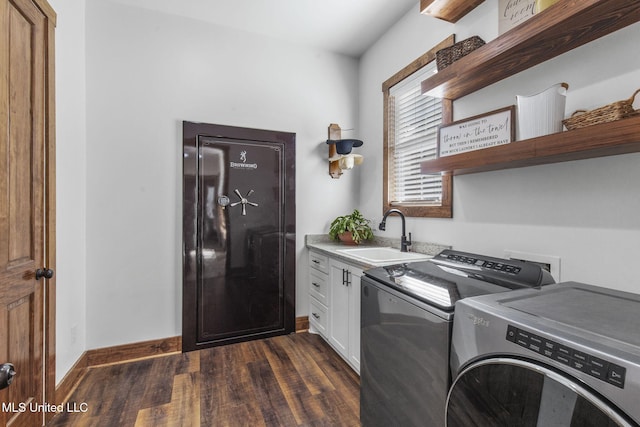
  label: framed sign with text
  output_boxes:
[499,0,536,34]
[438,106,515,158]
[499,0,560,34]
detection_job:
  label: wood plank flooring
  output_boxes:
[48,333,360,427]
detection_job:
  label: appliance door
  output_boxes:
[361,276,451,427]
[194,136,286,345]
[446,358,636,427]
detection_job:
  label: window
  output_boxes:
[383,36,454,218]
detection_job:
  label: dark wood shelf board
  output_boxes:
[421,115,640,175]
[421,0,640,100]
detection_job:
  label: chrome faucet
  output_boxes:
[379,209,412,252]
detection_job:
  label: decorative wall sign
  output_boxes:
[499,0,560,34]
[499,0,536,34]
[438,106,515,157]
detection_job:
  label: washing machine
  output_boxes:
[360,249,554,427]
[448,281,640,427]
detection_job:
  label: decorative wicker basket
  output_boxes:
[562,88,640,130]
[436,36,485,71]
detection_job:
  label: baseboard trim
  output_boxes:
[296,315,309,332]
[55,352,89,405]
[85,336,182,367]
[55,336,182,404]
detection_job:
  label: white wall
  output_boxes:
[83,0,360,349]
[359,3,640,293]
[49,0,88,384]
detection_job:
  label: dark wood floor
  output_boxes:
[48,333,360,427]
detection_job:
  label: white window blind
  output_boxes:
[388,61,442,205]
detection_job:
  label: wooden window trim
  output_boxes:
[382,35,454,218]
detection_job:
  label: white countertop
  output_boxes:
[305,238,444,268]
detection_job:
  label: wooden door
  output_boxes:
[0,0,56,425]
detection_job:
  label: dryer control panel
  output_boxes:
[506,324,626,388]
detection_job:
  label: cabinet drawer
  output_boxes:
[309,298,328,338]
[309,268,328,305]
[308,251,329,274]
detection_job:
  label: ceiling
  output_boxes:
[109,0,419,57]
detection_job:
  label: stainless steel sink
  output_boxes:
[335,247,431,264]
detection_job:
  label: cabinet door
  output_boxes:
[348,266,362,373]
[329,259,349,359]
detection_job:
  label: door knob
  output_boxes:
[0,363,16,390]
[35,268,54,280]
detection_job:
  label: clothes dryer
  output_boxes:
[448,282,640,427]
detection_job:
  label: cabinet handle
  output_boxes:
[342,269,352,286]
[312,259,320,264]
[312,313,320,319]
[312,282,320,287]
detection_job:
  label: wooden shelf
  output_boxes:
[418,0,640,177]
[419,0,485,23]
[420,115,640,175]
[421,0,640,100]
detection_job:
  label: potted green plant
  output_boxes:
[328,209,374,245]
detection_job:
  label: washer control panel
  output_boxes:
[431,249,555,289]
[506,324,626,389]
[440,252,522,274]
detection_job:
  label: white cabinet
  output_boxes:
[349,267,361,372]
[309,250,329,275]
[328,259,349,358]
[309,296,328,338]
[308,249,362,374]
[308,251,330,339]
[329,258,362,373]
[309,267,329,306]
